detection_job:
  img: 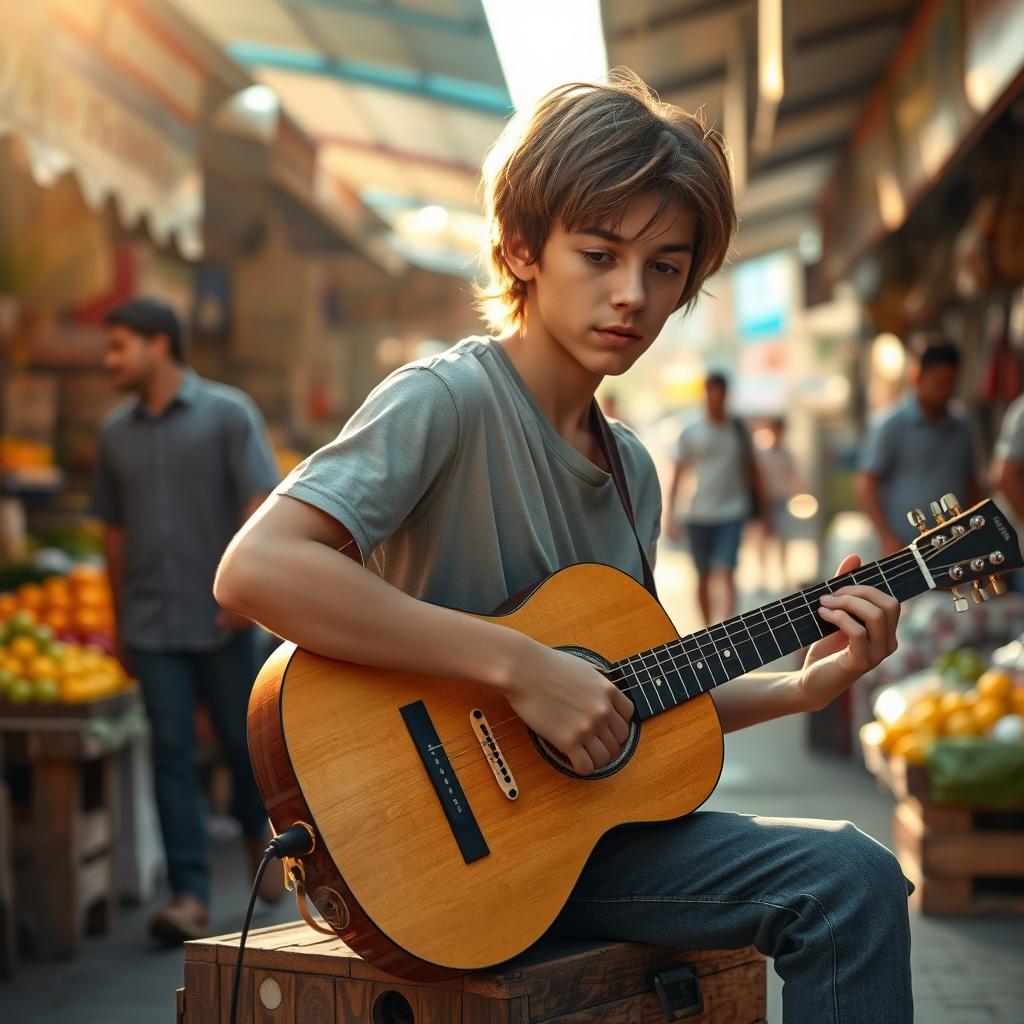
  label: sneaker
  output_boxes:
[245,836,285,904]
[149,893,210,945]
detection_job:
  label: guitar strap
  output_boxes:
[589,401,659,601]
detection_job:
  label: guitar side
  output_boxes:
[248,563,724,979]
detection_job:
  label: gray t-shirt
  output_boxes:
[675,417,749,523]
[278,338,661,614]
[995,394,1024,532]
[859,397,979,542]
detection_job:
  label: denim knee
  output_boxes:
[821,822,911,923]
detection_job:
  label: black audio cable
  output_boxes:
[229,824,315,1024]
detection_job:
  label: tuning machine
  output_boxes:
[940,492,962,516]
[929,501,946,525]
[986,575,1008,598]
[907,508,927,534]
[971,580,990,604]
[950,586,969,613]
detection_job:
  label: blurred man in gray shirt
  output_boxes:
[857,341,981,554]
[91,298,281,943]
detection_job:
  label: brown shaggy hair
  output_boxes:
[477,69,737,336]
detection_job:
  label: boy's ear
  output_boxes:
[505,236,537,282]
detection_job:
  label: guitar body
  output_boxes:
[249,563,724,980]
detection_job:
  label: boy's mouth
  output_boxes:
[595,325,643,346]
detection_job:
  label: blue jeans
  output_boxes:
[129,630,268,905]
[549,812,913,1023]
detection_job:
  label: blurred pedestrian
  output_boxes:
[90,297,283,944]
[668,372,765,623]
[755,418,802,590]
[991,392,1024,588]
[856,340,981,555]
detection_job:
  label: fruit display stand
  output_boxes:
[0,688,146,957]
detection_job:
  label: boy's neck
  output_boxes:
[499,329,603,448]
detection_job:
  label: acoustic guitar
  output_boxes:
[248,496,1021,980]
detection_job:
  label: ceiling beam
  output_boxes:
[610,0,750,42]
[228,42,511,115]
[282,0,487,37]
[794,10,908,52]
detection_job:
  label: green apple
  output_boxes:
[6,677,34,704]
[33,678,60,704]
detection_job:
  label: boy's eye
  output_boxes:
[582,250,611,264]
[653,261,680,275]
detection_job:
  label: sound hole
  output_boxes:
[530,646,640,780]
[373,991,415,1024]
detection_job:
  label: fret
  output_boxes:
[614,659,656,720]
[688,631,730,687]
[749,604,785,663]
[678,635,719,691]
[634,650,669,712]
[646,648,684,706]
[657,643,699,701]
[761,599,802,653]
[802,582,839,641]
[706,623,745,681]
[729,611,763,670]
[781,593,822,648]
[716,617,751,673]
[794,587,827,641]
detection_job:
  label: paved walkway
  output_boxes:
[2,546,1020,1022]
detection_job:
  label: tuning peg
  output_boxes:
[930,500,946,525]
[940,492,962,516]
[907,508,927,534]
[951,586,969,613]
[986,576,1008,598]
[971,580,989,604]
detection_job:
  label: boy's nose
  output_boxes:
[611,269,646,311]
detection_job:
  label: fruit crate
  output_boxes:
[862,733,1024,915]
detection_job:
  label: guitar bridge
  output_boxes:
[471,710,519,800]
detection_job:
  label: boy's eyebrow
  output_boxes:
[577,227,693,253]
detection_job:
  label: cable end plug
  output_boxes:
[267,823,315,860]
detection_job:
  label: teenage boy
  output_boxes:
[92,298,283,943]
[216,73,911,1022]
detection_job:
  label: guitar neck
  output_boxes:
[613,548,932,720]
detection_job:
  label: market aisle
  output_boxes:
[2,546,1021,1023]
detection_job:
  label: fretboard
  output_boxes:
[611,548,930,720]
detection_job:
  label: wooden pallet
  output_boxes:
[177,920,768,1023]
[893,797,1024,915]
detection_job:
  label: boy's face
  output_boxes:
[514,191,696,377]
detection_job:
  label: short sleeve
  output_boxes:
[995,398,1024,462]
[90,429,123,526]
[226,396,280,503]
[277,368,460,560]
[859,416,898,475]
[675,423,694,464]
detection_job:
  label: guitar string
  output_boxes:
[440,548,974,778]
[437,547,985,777]
[436,547,986,776]
[431,542,964,766]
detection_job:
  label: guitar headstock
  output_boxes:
[907,494,1022,611]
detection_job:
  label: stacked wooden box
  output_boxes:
[863,739,1024,915]
[177,920,768,1023]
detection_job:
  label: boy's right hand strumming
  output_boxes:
[504,644,634,776]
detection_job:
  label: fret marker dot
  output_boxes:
[655,678,662,686]
[723,650,731,658]
[697,662,704,669]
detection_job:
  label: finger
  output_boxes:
[610,686,635,723]
[833,553,862,577]
[817,607,869,668]
[582,735,612,772]
[607,709,631,746]
[596,724,624,759]
[566,745,595,777]
[819,594,888,661]
[824,587,901,649]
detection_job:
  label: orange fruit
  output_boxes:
[880,721,913,755]
[8,635,38,660]
[72,608,102,633]
[977,670,1013,703]
[944,709,980,736]
[67,565,102,586]
[891,733,930,764]
[16,583,44,610]
[26,655,59,681]
[939,692,967,715]
[908,703,944,735]
[74,585,109,610]
[973,697,1008,733]
[42,609,70,633]
[0,594,17,619]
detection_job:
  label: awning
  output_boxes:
[0,0,206,259]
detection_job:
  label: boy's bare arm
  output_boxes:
[214,494,634,776]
